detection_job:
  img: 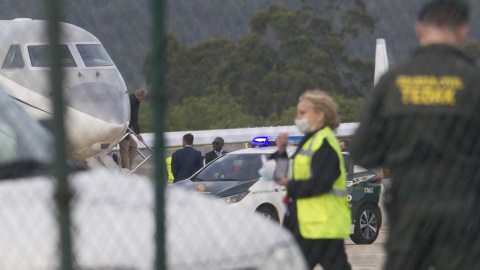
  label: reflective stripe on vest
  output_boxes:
[166,157,174,185]
[292,126,351,239]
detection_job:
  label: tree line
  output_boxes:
[141,1,376,132]
[3,0,478,134]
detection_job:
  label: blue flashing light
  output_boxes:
[253,137,268,143]
[252,135,305,147]
[252,136,276,147]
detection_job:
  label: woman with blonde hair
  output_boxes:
[273,90,351,270]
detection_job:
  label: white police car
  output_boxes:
[174,147,296,224]
[175,137,383,244]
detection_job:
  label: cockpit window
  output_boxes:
[76,44,114,67]
[27,44,77,67]
[2,45,25,69]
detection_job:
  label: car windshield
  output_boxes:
[76,44,114,67]
[0,89,53,179]
[195,153,267,181]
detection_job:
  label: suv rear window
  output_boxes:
[195,154,265,181]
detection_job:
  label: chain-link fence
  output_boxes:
[1,0,480,269]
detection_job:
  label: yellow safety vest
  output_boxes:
[292,126,351,239]
[166,156,174,185]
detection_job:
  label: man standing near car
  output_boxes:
[204,137,227,165]
[351,0,480,269]
[172,133,203,182]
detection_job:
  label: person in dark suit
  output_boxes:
[204,137,227,165]
[171,133,203,182]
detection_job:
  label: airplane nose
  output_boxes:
[64,82,127,125]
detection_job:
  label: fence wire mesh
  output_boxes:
[0,0,480,270]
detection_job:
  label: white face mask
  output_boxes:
[295,118,314,133]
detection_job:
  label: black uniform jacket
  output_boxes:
[351,44,480,193]
[129,94,141,134]
[124,94,140,140]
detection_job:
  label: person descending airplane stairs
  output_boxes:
[87,127,154,176]
[118,127,154,175]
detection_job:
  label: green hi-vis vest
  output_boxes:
[292,126,351,239]
[166,157,174,185]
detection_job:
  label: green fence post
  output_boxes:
[45,0,73,269]
[151,0,167,269]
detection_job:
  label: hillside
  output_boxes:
[0,0,478,89]
[169,0,480,64]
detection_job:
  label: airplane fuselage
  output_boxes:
[0,19,130,160]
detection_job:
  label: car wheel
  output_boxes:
[256,205,279,223]
[350,203,382,244]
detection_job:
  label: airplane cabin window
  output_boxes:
[2,45,25,69]
[28,45,77,67]
[76,44,114,67]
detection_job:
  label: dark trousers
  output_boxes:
[385,198,480,270]
[283,201,351,270]
[384,165,480,270]
[297,237,351,270]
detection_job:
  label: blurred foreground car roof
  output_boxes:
[0,169,308,270]
[0,89,53,179]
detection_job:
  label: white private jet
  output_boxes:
[0,18,130,161]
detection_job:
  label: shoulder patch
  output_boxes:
[395,75,463,105]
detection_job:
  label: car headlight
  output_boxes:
[220,191,249,204]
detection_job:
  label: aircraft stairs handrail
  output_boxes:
[113,127,154,176]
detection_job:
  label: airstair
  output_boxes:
[85,127,154,176]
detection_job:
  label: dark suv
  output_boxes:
[344,152,383,244]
